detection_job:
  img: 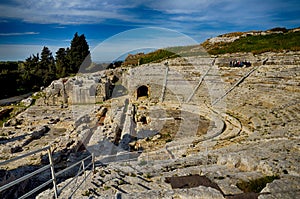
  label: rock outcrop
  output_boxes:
[36,71,115,106]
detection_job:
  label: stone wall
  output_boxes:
[127,64,166,103]
[36,72,114,106]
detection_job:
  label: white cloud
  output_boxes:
[0,0,299,54]
[0,0,219,25]
[0,32,39,36]
[0,0,134,24]
[147,0,214,14]
[0,0,298,29]
[146,0,300,30]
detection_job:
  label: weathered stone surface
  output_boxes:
[122,186,225,199]
[35,71,114,106]
[1,50,300,198]
[20,97,33,107]
[259,177,300,199]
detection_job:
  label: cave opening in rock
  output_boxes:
[140,116,147,124]
[137,85,149,99]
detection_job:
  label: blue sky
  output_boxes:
[0,0,299,61]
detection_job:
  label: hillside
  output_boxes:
[202,27,300,54]
[122,27,300,66]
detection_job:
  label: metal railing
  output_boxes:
[0,146,95,199]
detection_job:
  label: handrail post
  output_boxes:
[48,147,58,198]
[82,160,86,188]
[0,147,96,199]
[92,153,95,174]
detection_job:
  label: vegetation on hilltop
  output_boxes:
[139,49,178,65]
[124,45,208,66]
[165,45,208,57]
[123,49,178,66]
[203,29,300,55]
[124,27,300,64]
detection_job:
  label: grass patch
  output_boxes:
[131,45,208,66]
[139,49,179,64]
[236,175,280,193]
[82,190,91,196]
[0,116,10,127]
[203,31,300,55]
[0,105,27,126]
[31,92,44,100]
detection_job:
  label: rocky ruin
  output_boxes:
[0,48,299,198]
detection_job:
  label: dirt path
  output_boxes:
[0,93,32,106]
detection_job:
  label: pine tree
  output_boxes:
[17,32,92,96]
[39,46,55,85]
[22,53,40,89]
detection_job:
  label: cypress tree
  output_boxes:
[67,32,91,74]
[55,47,68,78]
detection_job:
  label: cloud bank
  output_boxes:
[0,0,299,28]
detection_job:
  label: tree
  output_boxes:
[39,46,55,85]
[55,47,69,78]
[0,61,20,98]
[67,32,91,74]
[22,53,40,89]
[0,33,93,99]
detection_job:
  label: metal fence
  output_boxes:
[0,146,95,199]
